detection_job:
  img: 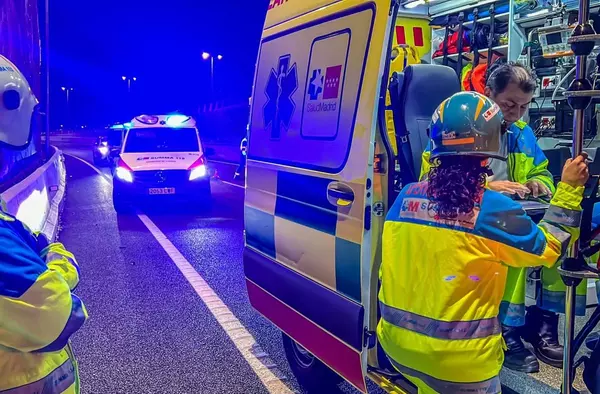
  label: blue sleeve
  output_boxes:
[476,186,582,268]
[0,226,47,298]
[593,203,600,229]
[475,190,547,256]
[0,224,88,353]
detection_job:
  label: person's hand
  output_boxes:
[561,152,590,188]
[525,179,553,199]
[488,181,531,199]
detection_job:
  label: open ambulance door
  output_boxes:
[243,0,396,392]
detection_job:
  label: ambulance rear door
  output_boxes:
[243,0,395,392]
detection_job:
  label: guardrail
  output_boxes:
[0,146,66,242]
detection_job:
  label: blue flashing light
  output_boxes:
[166,115,191,128]
[110,124,124,130]
[123,122,133,128]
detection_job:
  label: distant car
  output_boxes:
[111,114,212,213]
[92,136,113,166]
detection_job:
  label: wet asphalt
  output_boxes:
[57,141,293,394]
[52,135,595,394]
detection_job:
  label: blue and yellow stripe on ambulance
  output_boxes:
[245,164,364,303]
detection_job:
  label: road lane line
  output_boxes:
[220,179,244,189]
[209,159,237,166]
[63,153,112,183]
[63,153,293,392]
[137,213,293,394]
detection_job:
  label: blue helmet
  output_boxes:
[429,91,506,160]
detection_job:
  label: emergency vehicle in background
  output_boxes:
[112,114,212,213]
[244,0,600,393]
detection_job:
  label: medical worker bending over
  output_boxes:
[378,91,588,393]
[421,62,576,372]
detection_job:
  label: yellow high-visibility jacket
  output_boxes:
[377,181,583,392]
[0,210,87,393]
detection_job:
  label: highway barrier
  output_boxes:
[0,146,66,242]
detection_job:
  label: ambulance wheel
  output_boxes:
[282,333,343,393]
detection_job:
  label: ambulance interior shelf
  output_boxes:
[429,3,510,64]
[514,0,600,29]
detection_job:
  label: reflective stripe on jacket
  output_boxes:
[377,181,583,388]
[0,211,87,393]
[420,121,555,193]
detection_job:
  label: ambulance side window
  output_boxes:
[248,5,375,173]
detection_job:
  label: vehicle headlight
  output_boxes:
[189,164,207,181]
[116,167,133,183]
[98,146,109,155]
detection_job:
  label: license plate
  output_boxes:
[149,188,175,195]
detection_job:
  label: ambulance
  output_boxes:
[112,114,212,213]
[245,0,599,393]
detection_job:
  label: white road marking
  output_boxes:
[221,179,244,189]
[137,214,293,394]
[64,153,112,183]
[64,152,291,394]
[209,159,237,166]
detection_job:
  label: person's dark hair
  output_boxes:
[486,61,537,95]
[427,156,488,221]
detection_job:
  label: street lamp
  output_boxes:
[202,52,223,99]
[61,87,74,127]
[121,76,137,93]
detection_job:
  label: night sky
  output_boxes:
[49,0,270,128]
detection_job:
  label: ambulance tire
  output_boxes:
[282,333,343,393]
[112,196,132,215]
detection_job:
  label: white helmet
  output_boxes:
[0,55,38,149]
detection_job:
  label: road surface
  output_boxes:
[51,134,594,394]
[55,137,299,394]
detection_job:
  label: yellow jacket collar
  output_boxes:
[512,120,527,130]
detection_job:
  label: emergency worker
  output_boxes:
[420,62,578,372]
[378,91,588,393]
[0,55,88,393]
[234,136,247,180]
